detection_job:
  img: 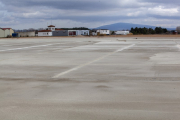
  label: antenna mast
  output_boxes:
[51,17,52,25]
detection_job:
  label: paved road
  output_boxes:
[0,37,180,120]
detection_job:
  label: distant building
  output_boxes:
[76,30,89,36]
[176,26,180,34]
[38,25,55,36]
[16,31,36,37]
[68,30,77,36]
[38,25,89,37]
[172,30,178,35]
[53,30,68,36]
[0,28,14,37]
[115,31,129,35]
[0,29,4,37]
[92,29,110,35]
[52,30,89,36]
[48,25,55,31]
[38,30,52,36]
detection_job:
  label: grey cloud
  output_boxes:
[148,14,180,20]
[138,0,180,6]
[1,0,120,11]
[0,0,180,29]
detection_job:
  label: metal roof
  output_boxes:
[1,28,12,30]
[48,25,55,27]
[38,30,52,32]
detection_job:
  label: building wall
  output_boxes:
[48,27,55,31]
[4,29,10,37]
[4,29,14,37]
[68,30,77,36]
[10,29,14,36]
[52,30,68,36]
[38,32,52,36]
[92,32,97,36]
[97,30,110,35]
[115,31,129,35]
[0,29,5,37]
[176,26,180,33]
[52,30,90,36]
[17,32,35,37]
[76,30,89,36]
[0,29,14,37]
[92,30,110,35]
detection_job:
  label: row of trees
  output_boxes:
[60,27,89,30]
[130,27,168,34]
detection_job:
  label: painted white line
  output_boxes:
[173,40,180,49]
[117,44,135,52]
[2,45,13,47]
[176,44,180,48]
[53,43,137,78]
[62,41,102,51]
[63,45,94,51]
[31,98,180,104]
[0,43,63,52]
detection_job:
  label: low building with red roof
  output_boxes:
[38,29,52,36]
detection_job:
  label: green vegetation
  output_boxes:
[130,27,167,35]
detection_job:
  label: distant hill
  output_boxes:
[93,23,175,31]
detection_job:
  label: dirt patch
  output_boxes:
[1,34,180,40]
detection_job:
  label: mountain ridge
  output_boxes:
[93,23,175,31]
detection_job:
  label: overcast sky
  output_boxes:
[0,0,179,29]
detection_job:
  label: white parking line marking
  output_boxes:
[0,43,63,52]
[117,44,135,52]
[53,43,137,78]
[173,40,180,49]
